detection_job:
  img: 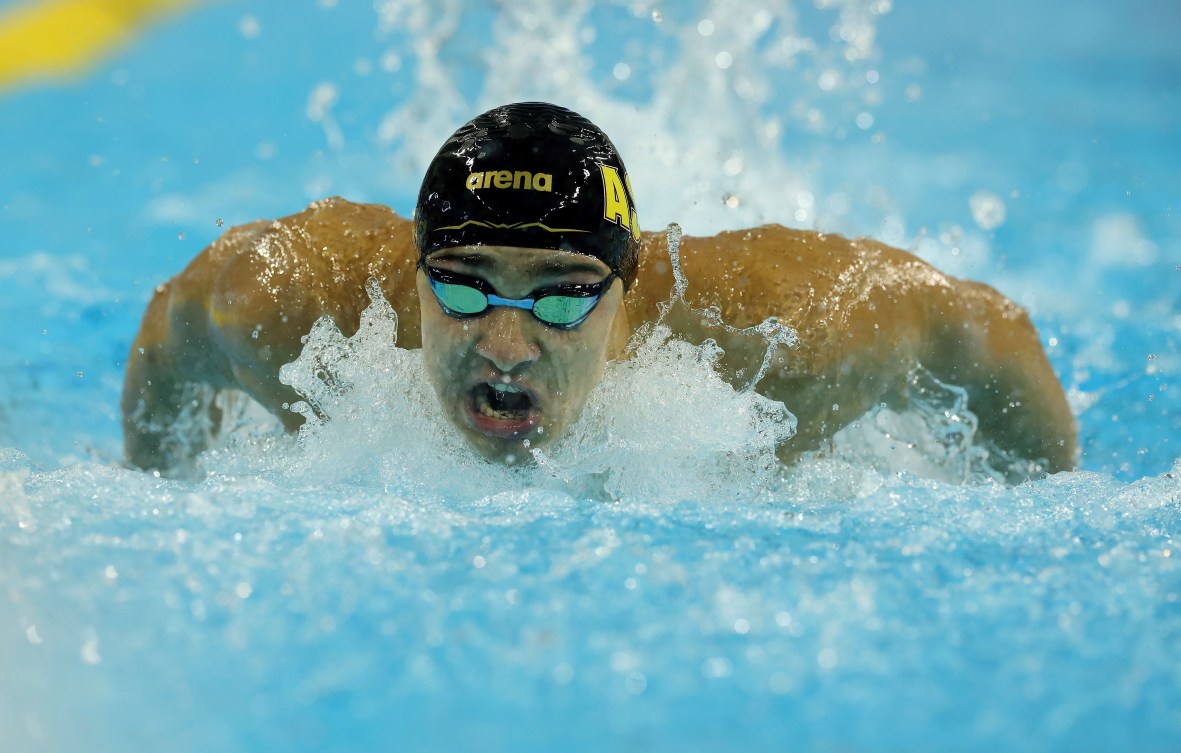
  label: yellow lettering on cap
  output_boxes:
[465,169,553,192]
[599,164,631,230]
[626,173,641,240]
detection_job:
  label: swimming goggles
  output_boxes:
[421,264,616,330]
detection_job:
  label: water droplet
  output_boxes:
[969,191,1006,231]
[239,15,261,39]
[80,636,102,665]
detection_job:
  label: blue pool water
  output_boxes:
[1,1,1179,751]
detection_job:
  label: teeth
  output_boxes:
[479,382,531,420]
[492,383,524,394]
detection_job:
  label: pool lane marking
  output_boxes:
[0,0,209,91]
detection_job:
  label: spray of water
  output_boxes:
[194,230,798,501]
[193,219,1024,494]
[180,0,1043,491]
[258,230,798,500]
[370,0,891,233]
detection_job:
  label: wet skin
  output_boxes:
[122,197,1078,475]
[416,246,630,463]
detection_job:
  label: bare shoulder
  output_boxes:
[192,197,422,353]
[629,224,954,369]
[124,198,422,468]
[632,223,950,315]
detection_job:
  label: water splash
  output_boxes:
[370,0,891,232]
[822,366,1040,484]
[648,222,801,392]
[532,322,794,502]
[196,223,1038,493]
[522,223,798,500]
[204,275,795,502]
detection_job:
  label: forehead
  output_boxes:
[425,245,612,279]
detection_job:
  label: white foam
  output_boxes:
[188,222,1046,495]
[209,269,797,502]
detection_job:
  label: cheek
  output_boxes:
[546,327,612,409]
[419,311,470,394]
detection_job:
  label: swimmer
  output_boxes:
[122,102,1078,475]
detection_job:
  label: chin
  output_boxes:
[467,435,537,466]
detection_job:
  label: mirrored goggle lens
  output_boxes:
[433,281,488,315]
[532,295,599,326]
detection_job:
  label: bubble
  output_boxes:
[238,16,260,39]
[1090,213,1158,266]
[624,672,647,694]
[80,634,102,665]
[702,657,732,678]
[969,190,1006,231]
[817,647,839,669]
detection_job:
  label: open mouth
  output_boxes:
[466,382,539,438]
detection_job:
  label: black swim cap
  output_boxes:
[415,102,641,290]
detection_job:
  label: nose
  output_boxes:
[476,306,541,373]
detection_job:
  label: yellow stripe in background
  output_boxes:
[0,0,207,91]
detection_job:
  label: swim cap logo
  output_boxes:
[466,170,553,192]
[598,164,641,241]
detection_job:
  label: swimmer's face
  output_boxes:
[417,245,628,463]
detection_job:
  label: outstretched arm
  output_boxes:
[629,226,1077,474]
[921,278,1077,472]
[121,198,421,473]
[122,220,274,472]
